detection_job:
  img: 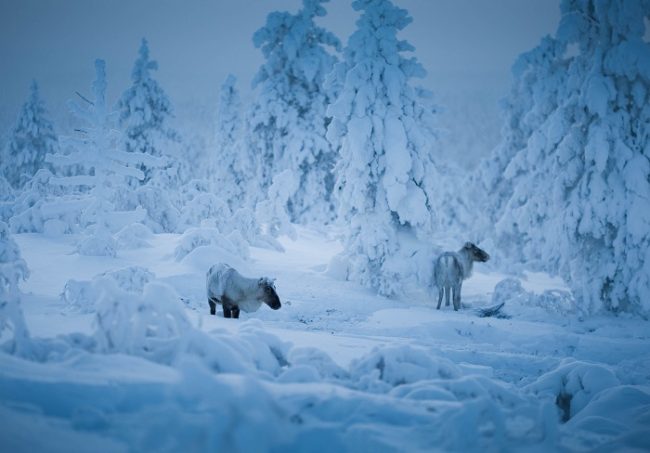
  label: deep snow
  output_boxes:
[2,227,649,452]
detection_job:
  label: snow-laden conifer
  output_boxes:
[326,0,440,296]
[0,221,31,356]
[47,60,158,255]
[213,75,250,211]
[1,81,58,189]
[488,0,650,313]
[247,0,340,223]
[118,39,177,183]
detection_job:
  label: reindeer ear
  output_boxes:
[464,242,473,248]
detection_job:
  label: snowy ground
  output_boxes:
[2,227,650,452]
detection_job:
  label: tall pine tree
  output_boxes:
[213,74,249,212]
[118,39,177,183]
[247,0,340,223]
[2,81,58,189]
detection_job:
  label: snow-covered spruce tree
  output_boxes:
[1,81,58,189]
[247,0,340,223]
[118,39,177,183]
[326,0,440,296]
[472,35,569,263]
[47,60,157,256]
[213,74,250,212]
[491,0,650,314]
[0,221,31,356]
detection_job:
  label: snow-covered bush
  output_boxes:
[0,221,31,356]
[177,192,230,233]
[325,0,442,296]
[94,281,192,361]
[229,207,284,252]
[174,227,249,261]
[525,359,620,422]
[491,278,576,316]
[1,81,58,189]
[483,0,650,314]
[287,346,348,380]
[120,184,179,233]
[349,345,460,393]
[115,222,154,249]
[247,0,340,223]
[118,39,178,183]
[63,265,156,313]
[9,169,88,234]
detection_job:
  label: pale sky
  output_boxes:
[0,0,560,135]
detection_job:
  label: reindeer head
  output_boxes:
[464,242,490,262]
[258,277,281,310]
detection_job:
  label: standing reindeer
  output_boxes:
[206,263,281,319]
[433,242,490,311]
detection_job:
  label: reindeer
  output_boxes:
[206,263,281,319]
[433,242,490,311]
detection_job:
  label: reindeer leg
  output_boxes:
[453,284,461,311]
[223,305,232,318]
[437,288,443,310]
[231,306,240,319]
[445,285,451,307]
[208,297,217,316]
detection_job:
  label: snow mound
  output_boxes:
[525,359,620,422]
[349,344,461,392]
[115,223,153,249]
[76,228,117,257]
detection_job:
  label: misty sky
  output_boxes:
[0,0,560,134]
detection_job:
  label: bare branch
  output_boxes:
[75,91,94,106]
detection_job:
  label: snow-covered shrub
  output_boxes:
[231,207,284,252]
[9,169,86,234]
[491,278,576,316]
[349,345,460,393]
[247,0,340,223]
[115,222,153,249]
[481,0,650,314]
[123,184,179,233]
[177,192,230,233]
[0,221,31,356]
[118,39,178,184]
[1,81,58,189]
[325,0,442,296]
[63,265,156,313]
[94,281,192,361]
[525,359,620,422]
[174,227,249,261]
[76,225,118,257]
[287,346,348,380]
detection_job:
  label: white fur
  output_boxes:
[206,263,263,313]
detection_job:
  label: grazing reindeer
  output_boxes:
[433,242,490,311]
[206,263,281,319]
